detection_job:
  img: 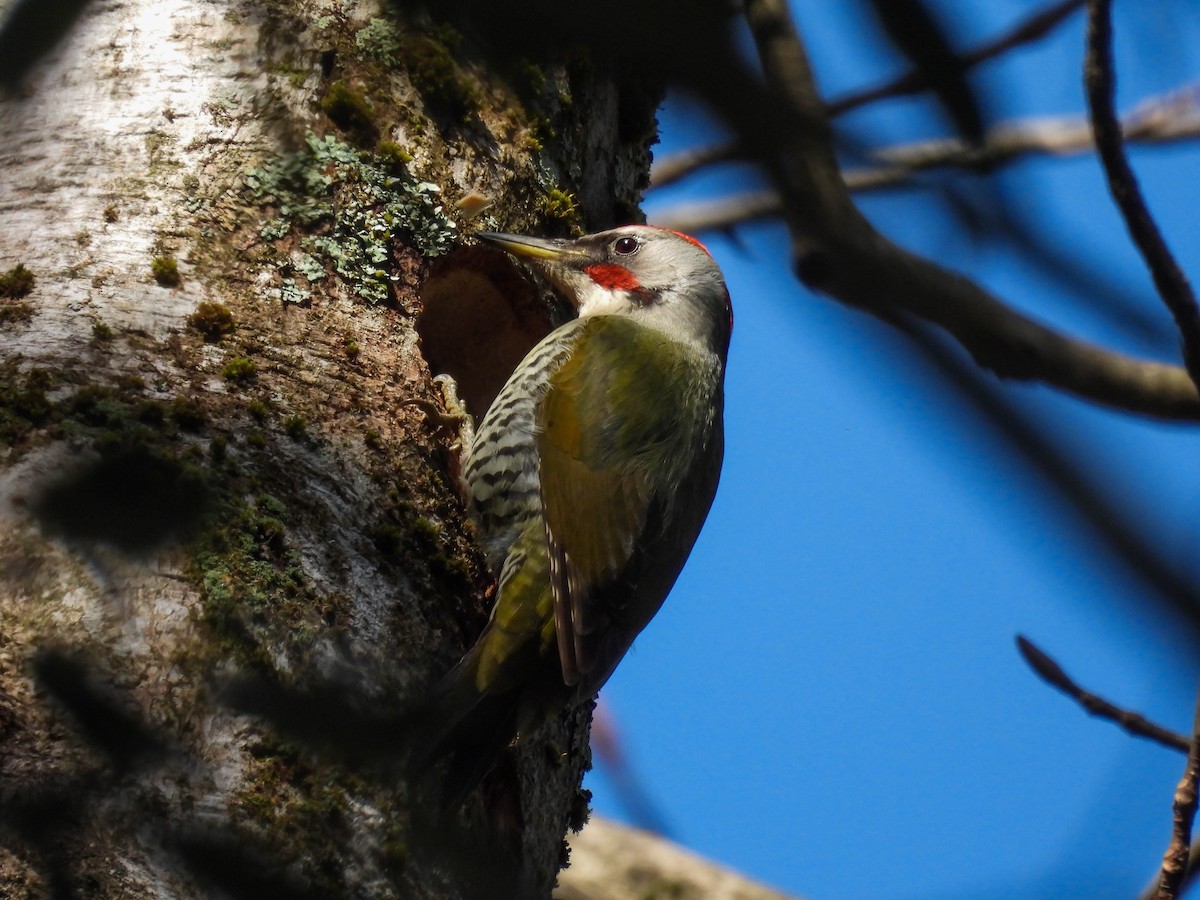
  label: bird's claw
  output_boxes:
[401,374,476,458]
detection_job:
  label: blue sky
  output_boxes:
[584,3,1200,898]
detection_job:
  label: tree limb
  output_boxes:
[733,0,1200,421]
[1154,693,1200,898]
[653,85,1200,228]
[1084,0,1200,390]
[652,0,1085,188]
[866,85,1200,177]
[829,0,1085,118]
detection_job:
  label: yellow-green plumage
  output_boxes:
[420,226,731,804]
[538,317,722,685]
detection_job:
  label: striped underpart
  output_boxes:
[461,323,583,574]
[459,312,724,695]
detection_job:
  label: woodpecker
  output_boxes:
[423,225,732,800]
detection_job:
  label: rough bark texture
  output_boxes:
[0,0,657,896]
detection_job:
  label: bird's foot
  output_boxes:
[402,374,475,452]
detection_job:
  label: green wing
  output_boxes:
[537,317,695,685]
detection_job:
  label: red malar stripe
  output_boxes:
[585,264,641,291]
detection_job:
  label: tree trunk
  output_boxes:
[0,1,657,896]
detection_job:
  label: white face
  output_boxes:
[545,226,733,359]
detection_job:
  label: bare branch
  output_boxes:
[734,0,1200,421]
[1139,840,1200,900]
[653,191,779,234]
[650,142,741,190]
[862,0,985,144]
[828,0,1085,117]
[1154,693,1200,899]
[862,86,1200,188]
[1015,636,1190,752]
[1085,0,1200,389]
[651,0,1085,188]
[653,85,1200,230]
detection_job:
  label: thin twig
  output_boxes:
[1015,636,1190,752]
[1085,0,1200,391]
[861,85,1200,187]
[650,142,742,190]
[828,0,1085,117]
[651,0,1085,188]
[653,191,779,234]
[1154,692,1200,899]
[653,84,1200,230]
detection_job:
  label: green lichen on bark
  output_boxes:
[0,302,34,328]
[352,16,479,121]
[244,132,457,304]
[399,33,480,121]
[231,738,362,895]
[192,491,349,669]
[0,365,219,463]
[0,363,350,671]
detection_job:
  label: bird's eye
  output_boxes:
[613,236,640,255]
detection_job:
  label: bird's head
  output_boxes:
[477,225,733,361]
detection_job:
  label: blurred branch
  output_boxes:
[1154,694,1200,899]
[556,816,801,900]
[829,0,1084,118]
[1085,0,1200,390]
[651,142,743,189]
[654,190,778,234]
[590,702,674,837]
[735,0,1200,421]
[652,0,1084,188]
[891,313,1200,631]
[856,86,1200,190]
[864,0,984,144]
[653,83,1200,230]
[1015,636,1190,752]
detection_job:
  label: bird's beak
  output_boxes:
[477,231,594,314]
[476,232,588,264]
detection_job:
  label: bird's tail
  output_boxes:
[406,650,524,811]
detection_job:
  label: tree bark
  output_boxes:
[0,0,657,896]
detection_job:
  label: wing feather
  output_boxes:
[536,318,680,681]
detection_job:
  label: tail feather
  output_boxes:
[406,655,522,810]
